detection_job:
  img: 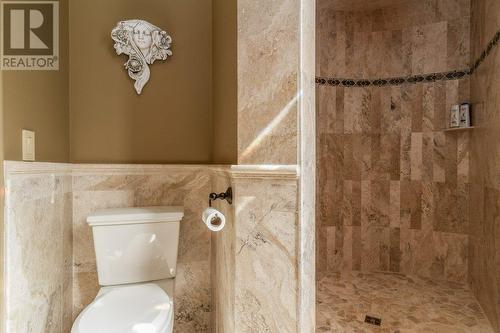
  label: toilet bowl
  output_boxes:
[72,283,173,333]
[71,206,183,333]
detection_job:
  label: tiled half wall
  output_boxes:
[316,0,473,283]
[4,163,73,333]
[211,166,300,332]
[4,162,213,333]
[4,162,302,333]
[70,164,212,332]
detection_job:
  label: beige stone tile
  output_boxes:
[447,17,471,71]
[71,169,213,330]
[237,0,298,165]
[371,180,390,227]
[326,226,341,271]
[410,22,448,74]
[389,180,401,228]
[422,83,435,132]
[72,271,99,320]
[410,132,423,181]
[352,226,362,270]
[361,225,390,271]
[389,227,401,271]
[316,226,327,273]
[433,81,447,131]
[422,132,434,181]
[457,131,470,183]
[4,169,72,333]
[233,178,298,332]
[342,180,353,226]
[352,181,362,226]
[433,131,447,182]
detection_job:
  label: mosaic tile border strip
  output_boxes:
[470,29,500,74]
[315,69,469,87]
[316,29,500,87]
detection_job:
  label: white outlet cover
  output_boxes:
[22,130,35,161]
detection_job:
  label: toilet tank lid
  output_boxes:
[87,206,184,226]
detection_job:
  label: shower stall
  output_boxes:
[315,0,500,331]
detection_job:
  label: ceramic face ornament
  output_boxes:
[111,20,172,94]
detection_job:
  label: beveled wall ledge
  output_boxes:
[227,165,298,180]
[5,161,299,179]
[3,160,303,333]
[4,160,72,175]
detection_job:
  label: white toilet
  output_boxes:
[71,206,184,333]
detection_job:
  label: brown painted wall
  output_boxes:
[3,0,70,162]
[212,0,237,163]
[3,0,238,164]
[69,0,213,163]
[468,0,500,330]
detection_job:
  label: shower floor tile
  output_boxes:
[317,271,494,333]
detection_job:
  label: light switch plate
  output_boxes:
[22,130,35,161]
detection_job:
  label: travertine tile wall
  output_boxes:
[298,0,316,330]
[4,162,73,333]
[4,162,214,333]
[211,167,300,333]
[4,163,307,333]
[232,175,298,332]
[237,0,299,165]
[210,171,235,333]
[71,165,212,333]
[316,0,472,283]
[234,0,316,331]
[317,0,471,79]
[468,0,500,330]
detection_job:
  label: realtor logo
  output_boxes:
[1,1,59,70]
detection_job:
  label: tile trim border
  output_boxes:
[4,161,298,180]
[316,29,500,88]
[315,69,470,87]
[4,161,72,175]
[470,29,500,74]
[226,165,298,180]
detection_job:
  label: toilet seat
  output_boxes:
[71,283,173,333]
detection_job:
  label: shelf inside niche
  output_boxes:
[443,126,476,132]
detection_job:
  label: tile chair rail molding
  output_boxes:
[316,29,500,88]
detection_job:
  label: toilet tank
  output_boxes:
[87,206,183,286]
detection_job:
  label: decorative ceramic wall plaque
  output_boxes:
[111,19,172,94]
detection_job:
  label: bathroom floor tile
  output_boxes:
[317,271,494,333]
